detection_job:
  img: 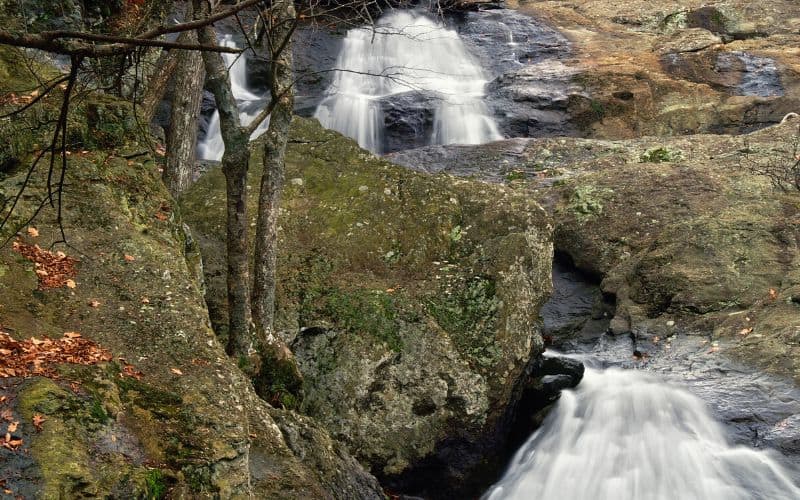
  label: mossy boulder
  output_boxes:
[182,117,553,495]
[0,120,382,497]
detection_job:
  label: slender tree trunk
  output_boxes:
[139,49,177,125]
[164,30,204,197]
[194,1,258,372]
[252,0,303,398]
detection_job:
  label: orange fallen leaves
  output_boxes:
[121,362,143,380]
[768,288,778,301]
[170,368,183,376]
[32,414,46,432]
[12,239,78,290]
[124,254,136,262]
[2,420,22,451]
[26,227,39,238]
[0,330,113,379]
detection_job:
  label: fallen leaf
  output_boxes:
[88,300,101,308]
[7,421,18,433]
[739,328,753,336]
[124,254,135,262]
[154,212,168,221]
[769,288,778,300]
[26,227,39,238]
[170,368,183,376]
[63,331,81,338]
[32,414,46,431]
[65,279,76,288]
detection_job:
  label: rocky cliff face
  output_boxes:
[182,117,555,496]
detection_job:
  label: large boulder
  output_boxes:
[182,117,553,496]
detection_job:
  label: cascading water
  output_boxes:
[485,366,800,500]
[313,10,502,154]
[197,35,271,161]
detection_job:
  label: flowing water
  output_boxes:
[484,261,800,500]
[313,10,501,154]
[197,35,271,161]
[485,365,800,500]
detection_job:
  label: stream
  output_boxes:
[484,260,800,499]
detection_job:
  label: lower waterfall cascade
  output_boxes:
[484,364,800,500]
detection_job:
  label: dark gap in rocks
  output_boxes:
[542,251,614,347]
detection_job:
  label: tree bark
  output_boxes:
[194,1,258,372]
[139,49,177,126]
[164,30,204,197]
[251,0,303,400]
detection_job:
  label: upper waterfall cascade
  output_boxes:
[197,35,271,161]
[313,10,502,154]
[484,366,800,500]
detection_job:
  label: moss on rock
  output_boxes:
[182,117,553,489]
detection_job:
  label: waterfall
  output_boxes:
[313,10,502,154]
[197,35,271,161]
[485,367,800,500]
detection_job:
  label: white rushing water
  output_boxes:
[197,35,271,161]
[313,10,502,154]
[485,367,800,500]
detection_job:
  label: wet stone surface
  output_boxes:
[538,260,800,481]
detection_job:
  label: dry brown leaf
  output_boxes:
[89,300,101,308]
[63,332,81,339]
[769,288,778,300]
[170,368,183,376]
[7,421,18,433]
[32,414,46,431]
[26,227,39,238]
[65,279,76,289]
[124,254,135,262]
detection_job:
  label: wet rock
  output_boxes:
[381,91,437,153]
[486,60,585,138]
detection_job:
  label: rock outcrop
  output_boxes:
[182,117,554,496]
[390,116,800,385]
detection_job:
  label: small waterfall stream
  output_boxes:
[313,10,502,154]
[485,365,800,500]
[197,35,271,161]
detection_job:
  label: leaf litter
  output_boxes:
[12,239,78,290]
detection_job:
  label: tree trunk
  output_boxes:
[251,0,303,401]
[194,2,259,373]
[164,31,204,197]
[139,49,177,125]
